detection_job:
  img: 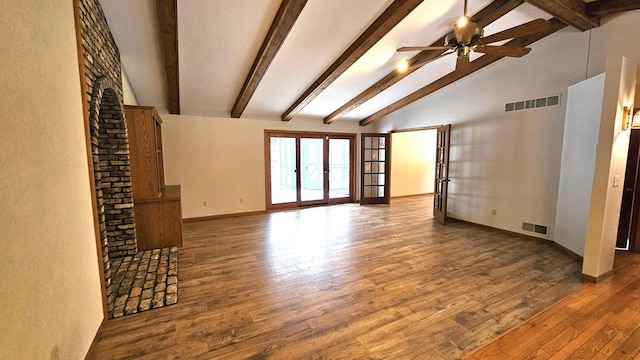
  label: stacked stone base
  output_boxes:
[109,247,178,318]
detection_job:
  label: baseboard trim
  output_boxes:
[448,217,552,244]
[582,270,612,283]
[448,217,583,260]
[183,210,267,223]
[391,193,433,199]
[84,317,106,360]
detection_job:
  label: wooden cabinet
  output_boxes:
[134,185,183,250]
[124,105,165,200]
[124,105,182,250]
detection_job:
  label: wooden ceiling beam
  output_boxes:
[324,0,523,124]
[359,18,567,126]
[231,0,308,118]
[156,0,180,114]
[586,0,640,17]
[280,0,424,122]
[525,0,599,30]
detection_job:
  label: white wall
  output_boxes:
[161,114,372,218]
[373,11,640,240]
[0,1,103,359]
[555,74,605,256]
[122,65,140,105]
[583,56,636,278]
[391,130,436,197]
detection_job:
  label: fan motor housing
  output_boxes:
[452,21,483,45]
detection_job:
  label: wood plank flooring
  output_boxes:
[90,196,586,359]
[465,250,640,360]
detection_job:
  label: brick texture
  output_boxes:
[79,0,137,315]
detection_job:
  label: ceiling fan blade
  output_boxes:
[456,55,470,71]
[474,45,531,57]
[397,46,452,52]
[478,19,549,45]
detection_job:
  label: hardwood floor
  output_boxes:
[465,250,640,360]
[91,196,586,359]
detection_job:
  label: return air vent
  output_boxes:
[505,94,561,112]
[522,222,548,236]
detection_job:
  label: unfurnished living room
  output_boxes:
[3,0,640,359]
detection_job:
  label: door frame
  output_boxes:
[617,126,640,251]
[264,130,356,211]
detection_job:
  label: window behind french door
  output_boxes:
[265,130,356,210]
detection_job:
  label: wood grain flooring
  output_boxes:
[90,195,586,359]
[465,250,640,360]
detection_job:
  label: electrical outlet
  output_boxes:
[240,198,244,204]
[492,209,497,216]
[203,200,208,207]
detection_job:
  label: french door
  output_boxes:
[360,133,391,205]
[266,131,355,210]
[434,125,451,224]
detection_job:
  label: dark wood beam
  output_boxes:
[324,0,523,124]
[231,0,308,118]
[280,0,424,122]
[586,0,640,17]
[156,0,180,114]
[525,0,599,30]
[359,18,567,126]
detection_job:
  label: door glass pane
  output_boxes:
[329,138,350,199]
[270,137,296,204]
[362,135,388,199]
[301,138,324,202]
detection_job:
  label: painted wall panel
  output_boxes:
[555,73,605,256]
[0,1,103,358]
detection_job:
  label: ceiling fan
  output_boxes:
[397,0,550,71]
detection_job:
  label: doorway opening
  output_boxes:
[265,130,356,210]
[617,121,640,252]
[386,125,450,224]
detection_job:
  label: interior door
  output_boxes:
[617,128,640,250]
[360,133,391,205]
[434,125,451,224]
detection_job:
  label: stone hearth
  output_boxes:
[109,247,178,318]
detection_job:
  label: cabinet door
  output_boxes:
[125,106,162,199]
[135,200,182,251]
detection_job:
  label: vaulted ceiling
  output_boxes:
[100,0,639,125]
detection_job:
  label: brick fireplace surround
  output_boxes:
[78,0,178,318]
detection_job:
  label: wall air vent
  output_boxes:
[506,94,561,112]
[522,222,548,236]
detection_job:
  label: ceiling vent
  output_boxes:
[505,94,561,112]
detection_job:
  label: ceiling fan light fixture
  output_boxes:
[454,21,482,45]
[456,16,468,27]
[396,59,410,72]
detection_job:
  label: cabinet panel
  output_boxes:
[124,105,163,199]
[134,186,183,251]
